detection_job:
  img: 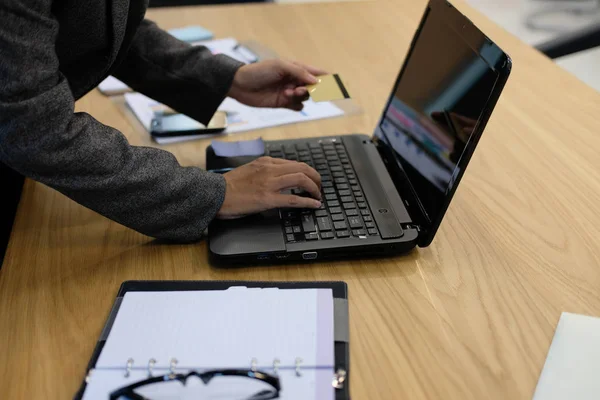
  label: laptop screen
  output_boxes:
[374,3,506,225]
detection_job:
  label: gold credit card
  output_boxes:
[306,74,351,102]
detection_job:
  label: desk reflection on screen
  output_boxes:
[380,98,475,191]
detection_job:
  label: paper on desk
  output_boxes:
[124,92,344,144]
[532,312,600,400]
[96,288,334,368]
[212,138,265,157]
[81,287,336,400]
[97,76,130,95]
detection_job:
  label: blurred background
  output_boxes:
[148,0,600,92]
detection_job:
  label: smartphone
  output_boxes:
[150,111,227,137]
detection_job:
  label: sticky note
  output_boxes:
[306,74,351,102]
[212,138,265,157]
[168,26,214,43]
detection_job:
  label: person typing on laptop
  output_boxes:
[0,0,324,243]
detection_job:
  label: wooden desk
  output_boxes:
[2,1,600,399]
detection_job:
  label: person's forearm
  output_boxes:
[112,19,243,125]
[0,4,226,242]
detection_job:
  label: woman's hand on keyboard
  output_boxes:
[216,157,322,219]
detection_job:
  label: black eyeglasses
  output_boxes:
[110,369,281,400]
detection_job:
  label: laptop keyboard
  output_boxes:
[265,139,379,243]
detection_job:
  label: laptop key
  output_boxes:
[330,166,343,172]
[361,209,370,216]
[305,232,319,241]
[323,188,335,194]
[328,200,340,207]
[332,214,344,221]
[320,231,335,239]
[283,210,297,219]
[363,215,373,222]
[286,234,296,242]
[332,172,344,178]
[329,207,342,214]
[336,230,350,238]
[315,210,328,217]
[357,202,367,209]
[322,181,333,188]
[293,226,302,233]
[349,180,358,185]
[346,209,358,216]
[325,193,338,201]
[333,220,347,230]
[309,142,321,149]
[301,214,316,232]
[365,221,375,228]
[322,175,332,182]
[348,216,363,229]
[317,217,332,231]
[285,227,293,234]
[335,178,347,184]
[343,203,356,210]
[340,196,353,203]
[368,228,378,235]
[336,183,349,190]
[338,189,351,196]
[352,229,367,236]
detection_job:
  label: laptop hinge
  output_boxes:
[372,136,431,236]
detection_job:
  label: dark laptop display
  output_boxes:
[374,1,510,246]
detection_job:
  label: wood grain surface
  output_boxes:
[1,1,600,399]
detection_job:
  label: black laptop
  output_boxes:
[206,0,511,265]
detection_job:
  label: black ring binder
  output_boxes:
[74,280,350,400]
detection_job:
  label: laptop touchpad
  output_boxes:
[209,209,286,256]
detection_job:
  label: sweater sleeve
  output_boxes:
[112,19,244,125]
[0,1,232,242]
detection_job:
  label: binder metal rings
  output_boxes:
[125,358,134,378]
[272,358,280,374]
[169,358,178,378]
[295,357,303,377]
[147,358,156,377]
[251,358,258,372]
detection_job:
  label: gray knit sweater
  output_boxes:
[0,0,245,242]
